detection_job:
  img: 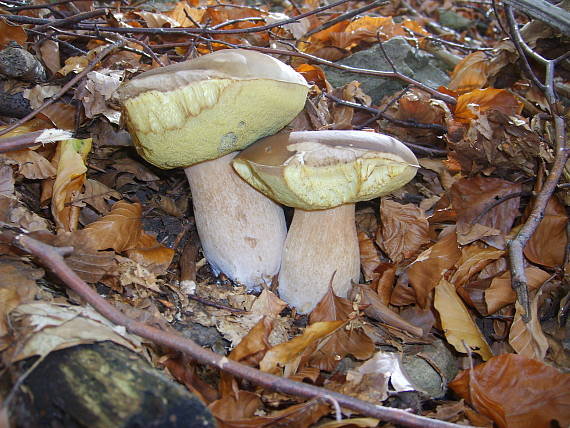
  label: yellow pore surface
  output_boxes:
[233,143,418,210]
[123,78,308,169]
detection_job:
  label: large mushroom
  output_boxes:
[233,130,419,313]
[117,49,309,289]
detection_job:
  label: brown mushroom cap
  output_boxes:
[117,49,309,169]
[232,130,419,210]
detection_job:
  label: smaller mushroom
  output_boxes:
[117,49,309,289]
[233,130,419,313]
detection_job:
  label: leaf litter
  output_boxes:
[0,0,569,427]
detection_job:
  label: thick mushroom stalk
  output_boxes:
[185,153,286,288]
[117,49,309,289]
[233,131,419,313]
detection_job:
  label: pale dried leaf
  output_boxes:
[509,296,548,361]
[434,279,492,360]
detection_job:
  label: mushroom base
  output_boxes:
[278,204,360,314]
[185,153,287,289]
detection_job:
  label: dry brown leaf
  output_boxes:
[451,244,504,288]
[308,288,375,371]
[0,165,14,196]
[449,354,570,428]
[77,178,122,215]
[165,1,205,27]
[448,51,489,94]
[317,418,380,427]
[82,200,143,252]
[0,260,42,350]
[450,176,521,246]
[38,39,61,75]
[295,63,331,92]
[51,138,91,231]
[210,392,329,428]
[134,10,181,28]
[454,88,523,124]
[508,297,549,361]
[434,279,492,360]
[57,55,89,76]
[378,199,429,263]
[524,197,567,267]
[406,227,461,308]
[0,18,27,48]
[250,290,287,317]
[0,149,56,180]
[126,232,175,274]
[485,267,550,314]
[358,231,381,282]
[39,103,76,130]
[259,320,344,376]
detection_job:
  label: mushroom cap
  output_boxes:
[232,130,419,210]
[117,49,309,169]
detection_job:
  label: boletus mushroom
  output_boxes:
[233,130,419,313]
[118,49,309,289]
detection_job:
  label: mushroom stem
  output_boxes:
[184,152,286,289]
[278,204,360,314]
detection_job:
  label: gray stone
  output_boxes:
[322,37,451,104]
[438,9,473,31]
[400,338,459,398]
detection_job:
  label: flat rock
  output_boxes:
[323,37,451,103]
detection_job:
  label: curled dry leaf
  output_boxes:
[406,227,461,308]
[485,266,550,314]
[449,354,570,428]
[509,297,548,361]
[357,231,381,282]
[51,138,92,232]
[259,320,344,376]
[448,51,489,94]
[295,63,331,92]
[377,199,430,263]
[308,288,374,371]
[0,149,56,180]
[434,279,492,361]
[450,176,521,246]
[524,197,568,268]
[453,88,522,124]
[0,18,27,48]
[451,244,505,289]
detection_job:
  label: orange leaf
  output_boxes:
[0,18,27,49]
[524,197,568,267]
[377,199,430,263]
[454,88,523,124]
[82,201,143,252]
[449,52,489,94]
[449,354,570,428]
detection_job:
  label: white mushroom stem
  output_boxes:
[184,152,286,289]
[278,204,360,314]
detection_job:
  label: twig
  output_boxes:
[33,9,108,32]
[4,0,78,11]
[472,191,532,224]
[505,6,569,322]
[305,0,388,37]
[0,231,466,428]
[503,0,570,36]
[324,92,447,133]
[0,129,73,153]
[0,40,123,138]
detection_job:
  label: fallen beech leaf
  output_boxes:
[407,227,461,308]
[5,302,143,363]
[357,232,381,281]
[77,178,122,215]
[250,289,287,317]
[450,176,521,246]
[259,320,344,376]
[0,260,42,350]
[308,288,374,371]
[377,199,430,263]
[317,417,380,427]
[434,279,492,360]
[295,63,331,91]
[210,392,329,428]
[485,267,550,314]
[1,149,56,180]
[82,200,143,252]
[38,39,61,75]
[0,18,27,48]
[165,1,205,27]
[449,354,570,428]
[524,197,567,267]
[126,232,175,274]
[508,297,548,361]
[454,88,522,124]
[448,51,489,93]
[51,138,92,232]
[451,244,504,288]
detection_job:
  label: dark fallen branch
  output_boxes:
[503,0,570,36]
[0,231,465,428]
[505,6,569,321]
